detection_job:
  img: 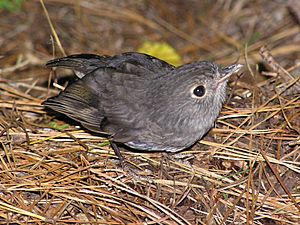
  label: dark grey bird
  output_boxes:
[44,52,242,160]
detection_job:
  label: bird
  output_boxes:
[44,52,242,161]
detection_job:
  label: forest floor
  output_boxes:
[0,0,299,224]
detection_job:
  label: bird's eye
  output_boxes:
[191,85,206,98]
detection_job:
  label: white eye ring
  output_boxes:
[190,85,206,99]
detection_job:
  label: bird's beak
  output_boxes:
[217,64,243,85]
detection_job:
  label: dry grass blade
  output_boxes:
[39,0,66,56]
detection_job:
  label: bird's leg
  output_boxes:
[110,142,140,176]
[110,142,148,178]
[110,141,125,167]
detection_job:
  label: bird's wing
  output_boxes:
[44,66,151,142]
[110,52,175,74]
[97,68,151,142]
[44,74,106,134]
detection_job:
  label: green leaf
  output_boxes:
[0,0,24,12]
[138,41,182,66]
[97,141,110,147]
[48,122,70,131]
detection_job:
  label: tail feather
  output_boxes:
[46,54,109,78]
[46,52,175,79]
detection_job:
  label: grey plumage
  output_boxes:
[44,52,242,152]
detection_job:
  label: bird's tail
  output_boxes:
[46,54,109,78]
